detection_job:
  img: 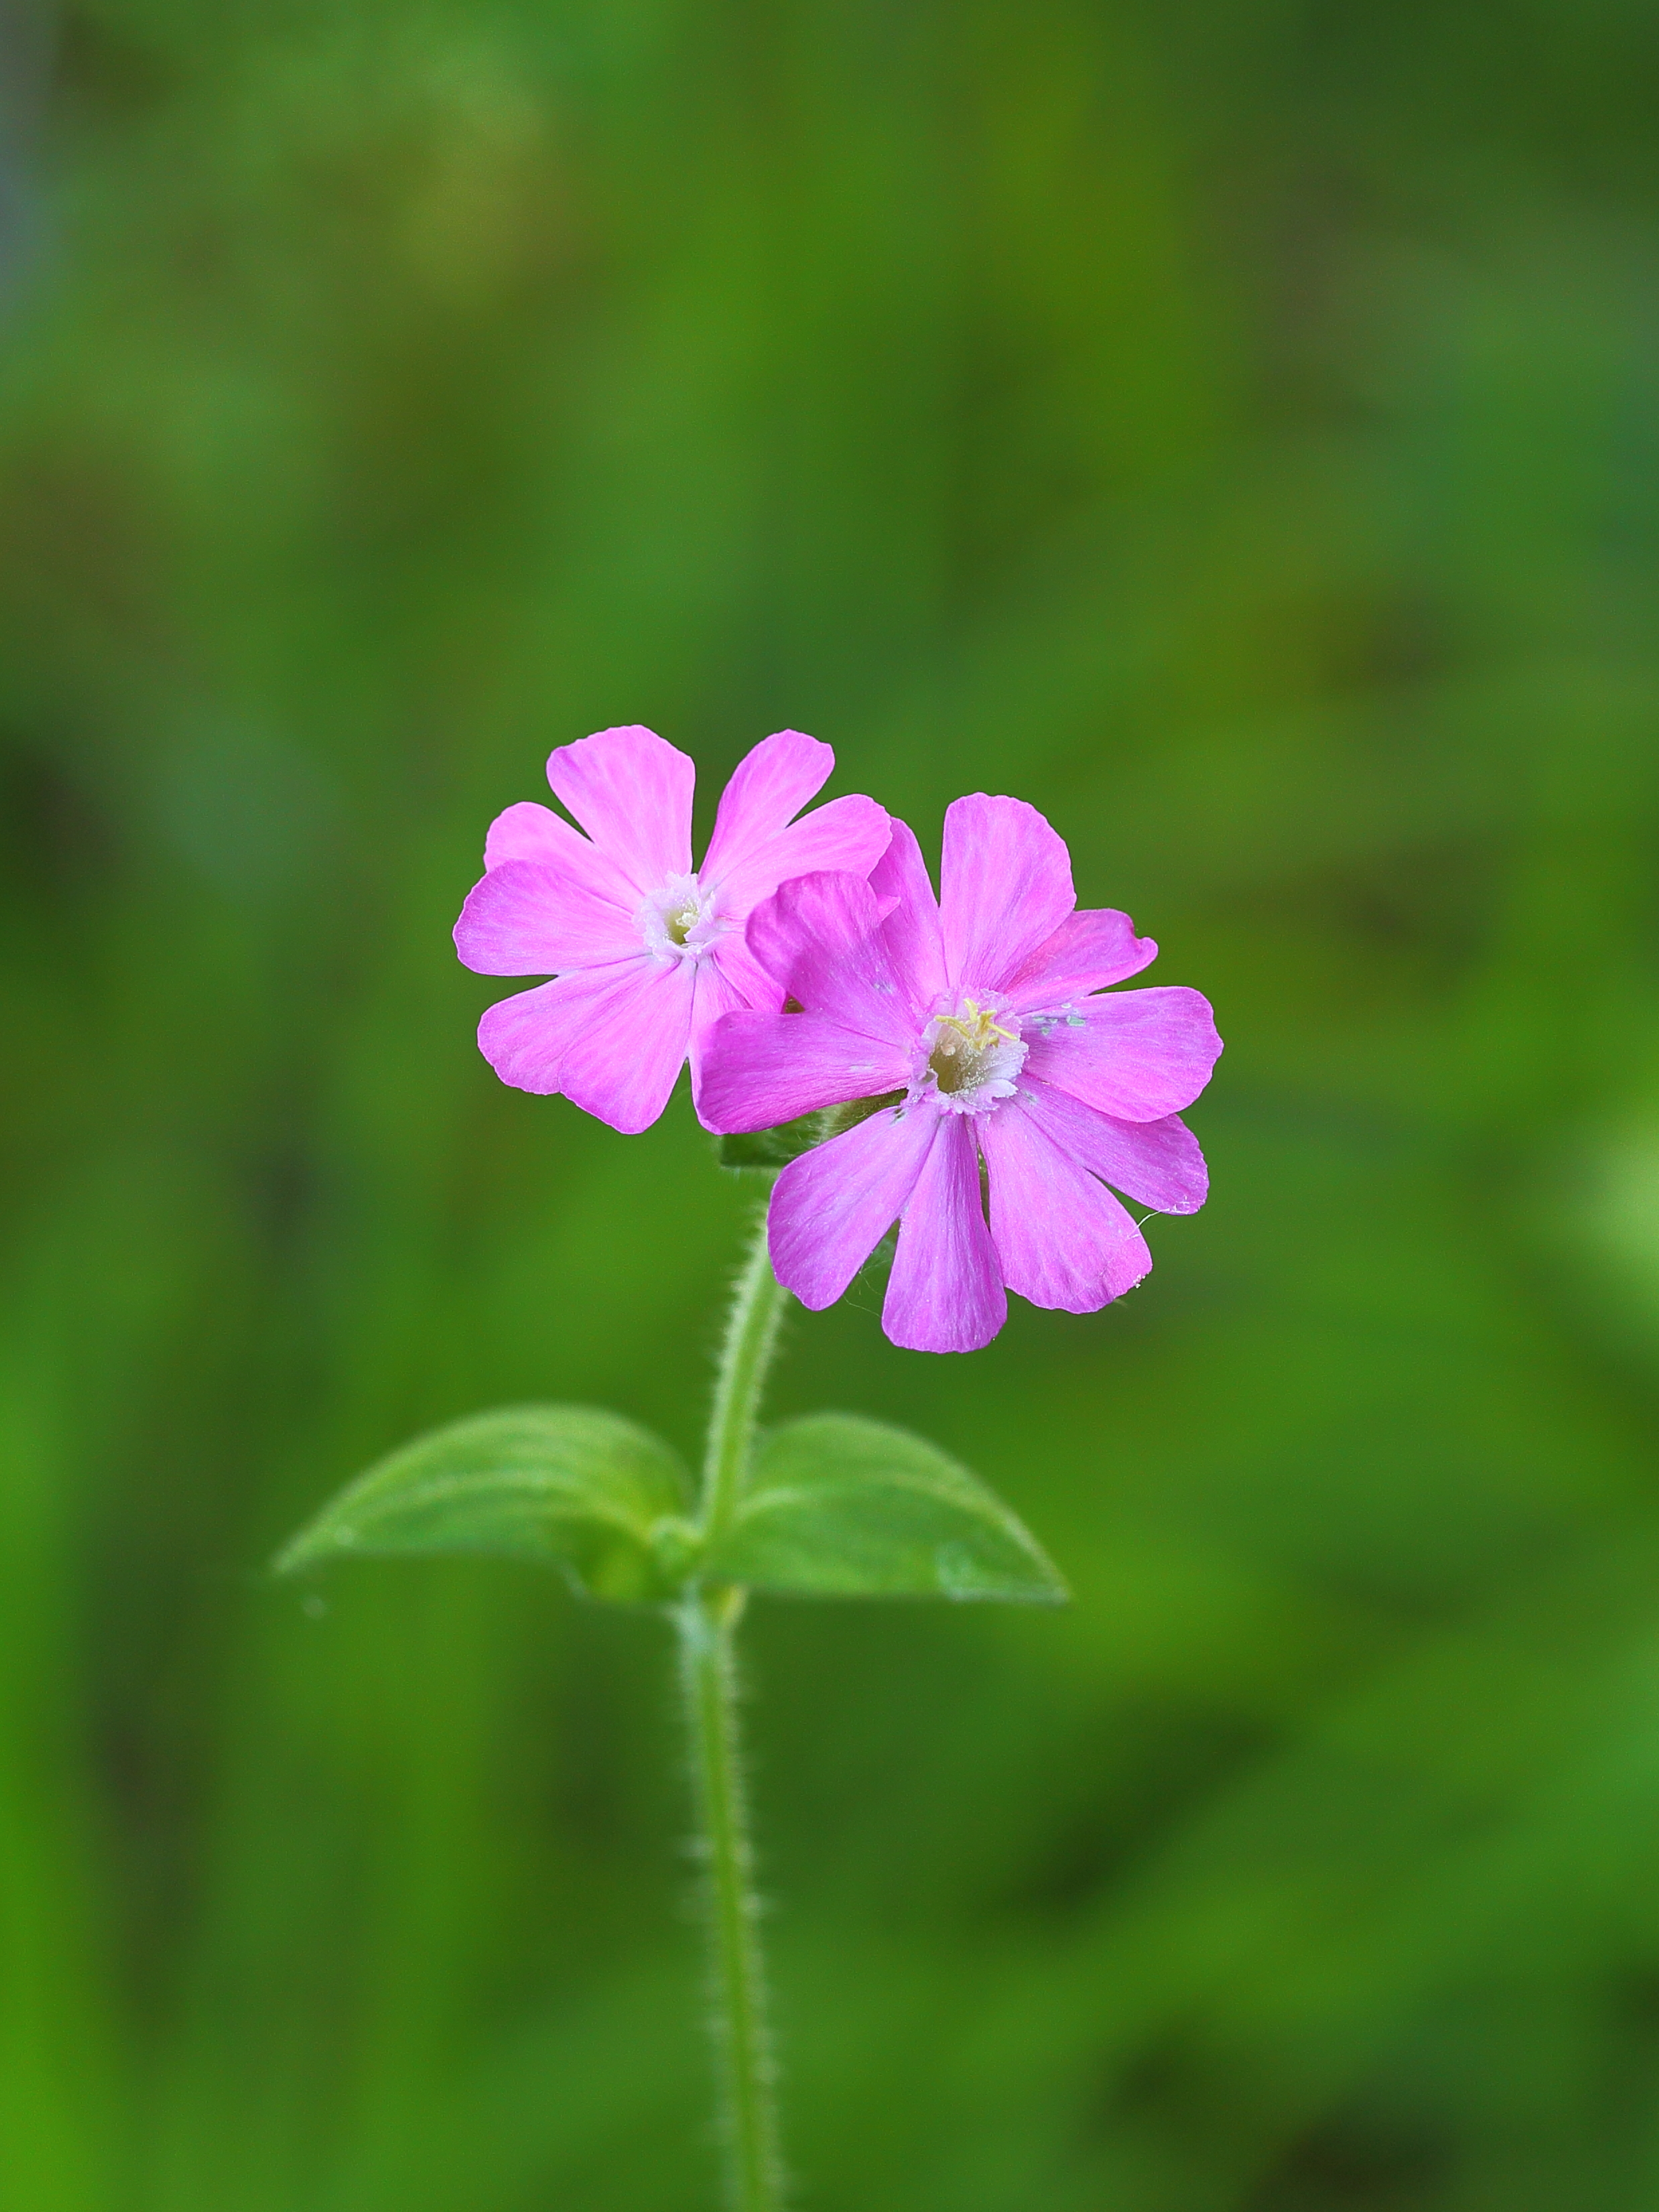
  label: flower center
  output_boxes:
[639,872,724,963]
[917,998,1027,1115]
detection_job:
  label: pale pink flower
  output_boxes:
[696,797,1221,1353]
[455,726,889,1133]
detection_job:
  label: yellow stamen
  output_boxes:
[927,1000,1018,1096]
[931,1000,1016,1053]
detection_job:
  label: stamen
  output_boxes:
[930,1000,1018,1054]
[639,871,726,962]
[919,996,1027,1110]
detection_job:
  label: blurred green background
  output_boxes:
[4,1,1659,2205]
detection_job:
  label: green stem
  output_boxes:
[679,1588,783,2211]
[680,1209,791,2211]
[700,1211,790,1551]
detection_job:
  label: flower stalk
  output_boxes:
[680,1210,791,2211]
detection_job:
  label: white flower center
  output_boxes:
[639,872,724,963]
[915,998,1027,1116]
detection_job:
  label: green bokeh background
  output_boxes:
[5,2,1659,2205]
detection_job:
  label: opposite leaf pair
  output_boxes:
[277,1403,1065,1608]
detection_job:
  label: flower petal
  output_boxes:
[454,860,640,976]
[1016,1080,1208,1214]
[476,961,650,1094]
[980,1098,1151,1312]
[701,729,834,883]
[704,932,787,1021]
[481,800,641,907]
[685,949,787,1100]
[695,1010,911,1132]
[745,872,919,1043]
[883,1114,1006,1353]
[769,1102,937,1310]
[939,795,1076,993]
[545,726,695,894]
[1022,986,1222,1120]
[709,793,892,917]
[1001,907,1158,1010]
[557,957,697,1134]
[870,816,947,1004]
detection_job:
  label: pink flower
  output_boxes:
[454,726,890,1133]
[696,797,1221,1353]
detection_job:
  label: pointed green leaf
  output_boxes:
[716,1115,819,1169]
[704,1413,1067,1603]
[274,1405,695,1603]
[716,1092,906,1171]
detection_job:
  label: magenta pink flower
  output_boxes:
[454,726,890,1133]
[696,797,1221,1353]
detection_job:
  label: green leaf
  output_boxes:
[716,1093,905,1171]
[704,1413,1067,1603]
[273,1405,696,1604]
[715,1118,815,1169]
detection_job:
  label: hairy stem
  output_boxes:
[681,1208,791,2210]
[700,1210,790,1551]
[679,1588,783,2210]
